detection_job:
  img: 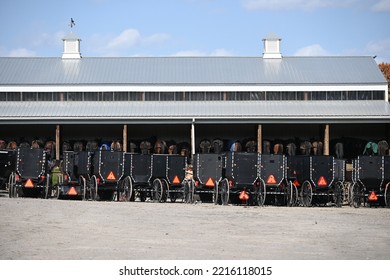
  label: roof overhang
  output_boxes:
[1,101,389,125]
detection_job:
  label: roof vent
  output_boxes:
[62,33,81,59]
[262,33,282,59]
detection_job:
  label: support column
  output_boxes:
[324,124,330,156]
[191,119,196,156]
[55,125,60,161]
[257,124,262,154]
[123,124,127,152]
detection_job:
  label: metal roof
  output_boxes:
[0,56,386,86]
[1,101,389,124]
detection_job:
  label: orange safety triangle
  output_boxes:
[68,187,78,196]
[293,179,300,187]
[24,178,34,188]
[368,191,378,201]
[172,175,180,184]
[205,177,214,187]
[239,190,249,201]
[106,171,116,180]
[267,175,277,184]
[317,176,328,187]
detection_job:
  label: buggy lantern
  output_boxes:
[317,176,328,187]
[368,191,378,201]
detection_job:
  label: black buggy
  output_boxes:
[258,154,296,206]
[150,154,188,202]
[191,153,224,203]
[57,151,92,199]
[350,155,390,208]
[125,153,187,203]
[88,150,126,201]
[286,155,344,207]
[0,149,16,193]
[218,152,262,205]
[9,148,52,198]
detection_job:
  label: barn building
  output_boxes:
[0,33,389,160]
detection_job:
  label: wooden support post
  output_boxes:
[324,124,330,156]
[55,125,60,161]
[123,124,127,152]
[191,119,196,156]
[257,124,262,154]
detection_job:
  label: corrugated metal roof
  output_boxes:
[1,101,389,124]
[0,56,386,86]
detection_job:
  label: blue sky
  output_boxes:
[0,0,389,62]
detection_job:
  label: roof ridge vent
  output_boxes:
[62,32,81,59]
[263,33,282,59]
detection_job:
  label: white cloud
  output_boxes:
[371,0,390,12]
[142,33,170,46]
[106,29,141,50]
[294,44,331,56]
[242,0,357,10]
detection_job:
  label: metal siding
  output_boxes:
[0,101,389,123]
[0,56,387,85]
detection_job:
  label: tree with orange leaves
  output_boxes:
[378,62,390,101]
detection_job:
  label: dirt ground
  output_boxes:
[0,191,389,260]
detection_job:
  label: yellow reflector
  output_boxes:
[106,171,116,180]
[205,178,214,187]
[24,179,34,188]
[266,175,277,184]
[172,175,180,184]
[68,187,77,196]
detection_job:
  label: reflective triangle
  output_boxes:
[293,179,300,187]
[266,175,277,184]
[205,177,214,187]
[68,187,77,196]
[239,190,249,200]
[106,171,116,180]
[25,179,34,188]
[368,191,378,201]
[172,175,180,184]
[317,176,327,187]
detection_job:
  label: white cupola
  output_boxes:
[262,33,282,59]
[62,33,81,59]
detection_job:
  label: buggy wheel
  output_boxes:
[8,173,15,198]
[80,176,87,201]
[343,182,351,205]
[350,183,362,208]
[213,181,219,205]
[384,182,390,208]
[119,176,133,202]
[153,178,165,202]
[44,174,51,199]
[301,180,312,207]
[286,181,296,207]
[220,178,229,205]
[333,181,343,207]
[256,179,266,206]
[89,175,98,201]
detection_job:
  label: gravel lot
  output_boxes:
[0,192,389,260]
